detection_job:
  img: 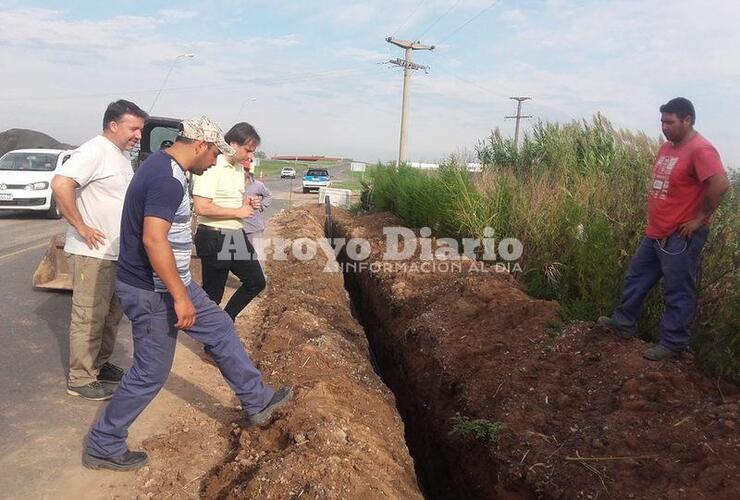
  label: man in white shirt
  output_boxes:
[51,99,147,401]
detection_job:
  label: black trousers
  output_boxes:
[194,226,266,321]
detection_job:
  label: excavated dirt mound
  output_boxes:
[134,208,421,499]
[332,208,740,500]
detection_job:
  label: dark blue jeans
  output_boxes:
[86,280,274,458]
[611,226,709,352]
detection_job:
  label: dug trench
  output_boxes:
[329,207,739,500]
[135,206,422,499]
[133,206,738,499]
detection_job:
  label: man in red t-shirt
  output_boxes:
[599,98,730,361]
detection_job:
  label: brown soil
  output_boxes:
[114,204,738,500]
[331,208,740,500]
[133,208,421,499]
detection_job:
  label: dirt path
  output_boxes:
[1,321,241,500]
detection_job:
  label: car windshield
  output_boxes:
[0,152,59,171]
[306,169,328,177]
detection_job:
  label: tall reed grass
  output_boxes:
[369,115,738,381]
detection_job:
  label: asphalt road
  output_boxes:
[0,172,333,497]
[0,210,137,497]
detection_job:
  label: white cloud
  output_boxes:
[0,8,157,50]
[156,9,199,21]
[329,4,376,24]
[335,47,387,62]
[500,8,525,24]
[0,2,738,166]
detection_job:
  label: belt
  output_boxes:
[197,224,222,233]
[197,224,243,233]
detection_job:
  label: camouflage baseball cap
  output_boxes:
[179,116,236,156]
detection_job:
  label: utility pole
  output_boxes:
[505,96,532,151]
[386,37,434,166]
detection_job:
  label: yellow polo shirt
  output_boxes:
[191,154,245,230]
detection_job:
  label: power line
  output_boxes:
[445,72,577,120]
[437,0,500,43]
[417,0,462,38]
[450,72,513,100]
[390,0,427,37]
[0,66,376,103]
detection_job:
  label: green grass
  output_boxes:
[449,414,505,445]
[253,159,309,176]
[330,171,370,192]
[368,115,739,382]
[253,159,345,177]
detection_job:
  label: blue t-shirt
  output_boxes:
[117,150,193,292]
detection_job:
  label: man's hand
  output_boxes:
[76,224,106,250]
[235,202,255,219]
[247,195,261,211]
[174,296,196,329]
[678,218,704,238]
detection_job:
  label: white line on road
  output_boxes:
[0,241,50,262]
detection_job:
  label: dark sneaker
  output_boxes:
[83,450,148,471]
[246,386,294,427]
[67,381,115,401]
[98,362,125,383]
[597,316,636,339]
[643,344,680,361]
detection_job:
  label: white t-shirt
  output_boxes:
[56,135,133,260]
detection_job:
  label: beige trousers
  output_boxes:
[66,253,123,386]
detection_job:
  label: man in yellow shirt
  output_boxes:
[192,122,265,320]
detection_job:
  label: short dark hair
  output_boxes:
[224,122,261,146]
[659,97,695,125]
[175,135,196,144]
[102,99,148,130]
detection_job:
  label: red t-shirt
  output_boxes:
[646,133,724,239]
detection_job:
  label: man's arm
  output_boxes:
[142,216,196,329]
[51,175,106,249]
[193,196,255,220]
[678,172,731,238]
[258,182,273,209]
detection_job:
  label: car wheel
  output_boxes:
[46,198,62,219]
[302,187,308,193]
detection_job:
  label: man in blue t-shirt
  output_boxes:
[83,116,292,471]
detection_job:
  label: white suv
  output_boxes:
[0,149,73,218]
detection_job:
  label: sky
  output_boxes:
[0,0,738,166]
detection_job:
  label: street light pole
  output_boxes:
[232,96,257,123]
[149,53,195,114]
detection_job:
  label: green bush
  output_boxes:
[369,116,738,382]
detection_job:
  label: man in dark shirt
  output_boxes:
[83,116,292,471]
